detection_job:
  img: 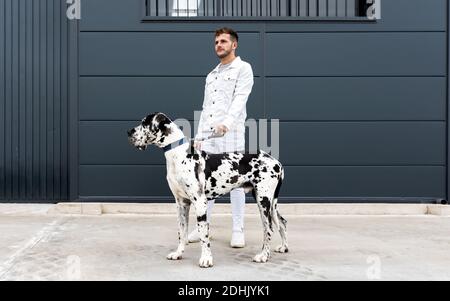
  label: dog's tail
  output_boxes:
[274,166,283,200]
[271,164,288,250]
[272,164,286,227]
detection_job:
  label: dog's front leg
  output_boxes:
[193,196,213,268]
[167,199,190,260]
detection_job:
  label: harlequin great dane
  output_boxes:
[127,112,288,268]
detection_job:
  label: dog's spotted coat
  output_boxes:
[128,113,288,268]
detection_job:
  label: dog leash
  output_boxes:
[193,130,225,142]
[163,131,225,153]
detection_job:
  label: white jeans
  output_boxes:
[207,188,245,232]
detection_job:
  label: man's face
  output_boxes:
[215,33,237,59]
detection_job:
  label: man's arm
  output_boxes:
[221,64,254,131]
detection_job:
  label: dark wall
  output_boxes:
[0,0,72,202]
[76,0,448,202]
[1,0,448,203]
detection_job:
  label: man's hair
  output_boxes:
[215,27,239,43]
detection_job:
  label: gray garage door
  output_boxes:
[77,0,447,202]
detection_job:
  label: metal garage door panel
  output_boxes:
[80,120,264,165]
[266,32,446,76]
[79,165,445,199]
[79,165,171,197]
[79,121,445,165]
[79,32,261,76]
[266,77,446,121]
[80,77,205,121]
[278,122,445,166]
[79,121,445,166]
[282,166,445,199]
[79,77,264,120]
[79,121,166,165]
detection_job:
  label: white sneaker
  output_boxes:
[230,231,245,248]
[188,229,200,243]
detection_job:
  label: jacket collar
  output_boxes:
[211,56,241,73]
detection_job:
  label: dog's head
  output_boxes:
[127,112,173,151]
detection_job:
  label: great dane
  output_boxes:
[127,112,288,268]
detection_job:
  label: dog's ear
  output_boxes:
[153,113,172,136]
[142,113,156,127]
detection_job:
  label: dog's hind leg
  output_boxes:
[167,198,190,260]
[272,176,288,253]
[253,188,275,263]
[273,207,288,253]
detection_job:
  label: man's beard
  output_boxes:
[217,48,232,59]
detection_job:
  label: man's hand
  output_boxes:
[194,140,202,150]
[215,124,229,136]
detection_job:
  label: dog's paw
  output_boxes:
[275,245,289,253]
[198,255,214,268]
[252,252,270,263]
[166,251,183,260]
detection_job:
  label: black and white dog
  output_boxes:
[128,112,288,268]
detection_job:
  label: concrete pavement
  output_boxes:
[0,204,449,280]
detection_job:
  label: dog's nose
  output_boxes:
[127,128,135,137]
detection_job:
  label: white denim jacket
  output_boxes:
[195,56,254,153]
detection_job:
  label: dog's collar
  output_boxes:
[163,137,188,152]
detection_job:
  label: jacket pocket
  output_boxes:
[224,70,239,82]
[221,70,239,97]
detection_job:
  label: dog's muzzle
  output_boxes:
[127,128,147,151]
[127,128,136,137]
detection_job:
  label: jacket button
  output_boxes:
[213,102,215,104]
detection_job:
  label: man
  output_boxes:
[188,27,254,248]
